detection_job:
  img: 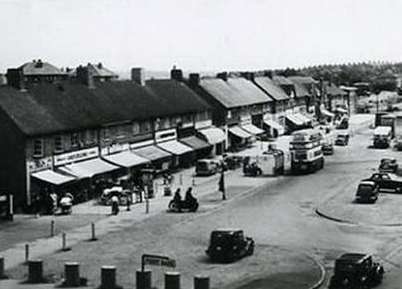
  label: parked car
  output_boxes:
[206,229,254,263]
[329,253,384,289]
[322,143,334,155]
[99,186,131,206]
[355,181,379,203]
[378,158,398,173]
[335,132,350,146]
[195,159,220,176]
[362,172,402,193]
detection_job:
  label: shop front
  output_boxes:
[228,125,253,151]
[180,135,212,160]
[131,139,172,173]
[263,114,285,138]
[155,128,194,168]
[197,126,226,156]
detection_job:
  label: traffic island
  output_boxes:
[316,189,402,226]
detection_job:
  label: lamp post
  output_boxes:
[141,168,155,214]
[219,168,226,200]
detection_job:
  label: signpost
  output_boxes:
[141,254,176,272]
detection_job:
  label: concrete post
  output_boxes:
[90,222,97,241]
[64,262,80,286]
[194,275,210,289]
[101,265,116,289]
[136,269,152,289]
[0,256,5,278]
[165,271,180,289]
[28,260,43,283]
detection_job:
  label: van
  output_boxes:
[335,131,350,146]
[373,126,392,148]
[196,159,220,176]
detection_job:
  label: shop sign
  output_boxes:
[130,139,154,149]
[101,143,129,155]
[27,157,53,173]
[54,147,99,166]
[155,129,176,143]
[195,119,212,129]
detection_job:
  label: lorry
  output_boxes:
[373,126,392,148]
[242,146,285,176]
[289,129,324,174]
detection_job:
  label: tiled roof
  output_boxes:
[325,83,347,96]
[0,80,210,136]
[272,75,294,86]
[292,81,310,98]
[145,79,211,115]
[88,63,118,78]
[254,77,289,101]
[199,77,269,108]
[18,60,66,76]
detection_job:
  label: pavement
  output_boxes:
[0,113,376,289]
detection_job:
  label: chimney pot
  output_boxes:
[189,73,200,87]
[217,72,228,81]
[171,66,183,82]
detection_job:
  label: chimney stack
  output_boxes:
[188,73,200,87]
[6,68,25,90]
[217,72,228,81]
[76,65,95,89]
[131,68,146,86]
[170,65,183,82]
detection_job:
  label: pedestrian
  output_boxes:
[111,194,119,215]
[218,168,226,200]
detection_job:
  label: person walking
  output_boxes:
[218,168,226,200]
[111,194,119,215]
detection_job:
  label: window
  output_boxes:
[33,139,44,157]
[227,111,232,119]
[87,130,97,144]
[54,135,63,153]
[71,133,79,147]
[161,117,171,129]
[103,128,110,139]
[132,122,140,134]
[140,121,151,133]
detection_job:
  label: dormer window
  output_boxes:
[54,135,63,153]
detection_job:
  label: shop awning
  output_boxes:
[320,107,335,118]
[240,124,265,135]
[31,169,76,185]
[264,119,285,135]
[102,151,150,168]
[198,127,226,144]
[58,158,120,179]
[286,114,304,126]
[157,140,193,155]
[229,126,252,139]
[295,113,312,124]
[133,145,172,161]
[180,136,212,150]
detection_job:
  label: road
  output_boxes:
[6,115,402,288]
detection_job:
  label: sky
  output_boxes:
[0,0,402,76]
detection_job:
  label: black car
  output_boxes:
[378,158,398,173]
[363,172,402,193]
[355,181,379,203]
[329,253,384,289]
[206,229,254,263]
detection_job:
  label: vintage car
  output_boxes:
[99,186,131,206]
[329,253,384,289]
[355,181,379,203]
[378,158,398,173]
[195,159,221,176]
[322,143,334,155]
[206,229,254,263]
[362,172,402,193]
[335,132,349,146]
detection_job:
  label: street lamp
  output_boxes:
[141,168,155,214]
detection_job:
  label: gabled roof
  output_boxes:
[254,77,289,101]
[292,81,310,98]
[88,63,118,78]
[0,80,210,136]
[145,79,211,114]
[272,75,294,86]
[18,60,66,76]
[199,77,269,109]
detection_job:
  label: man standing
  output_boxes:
[218,168,226,200]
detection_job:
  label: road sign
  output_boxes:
[141,254,176,271]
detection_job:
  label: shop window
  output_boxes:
[33,139,44,157]
[71,133,79,147]
[54,135,63,153]
[87,130,97,144]
[140,121,151,133]
[132,122,140,135]
[161,117,171,129]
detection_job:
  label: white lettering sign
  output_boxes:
[27,157,53,173]
[155,129,177,143]
[130,139,154,149]
[54,147,99,166]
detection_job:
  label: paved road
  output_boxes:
[8,114,402,288]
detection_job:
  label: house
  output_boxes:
[189,72,271,151]
[0,66,211,212]
[6,59,68,89]
[74,62,119,83]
